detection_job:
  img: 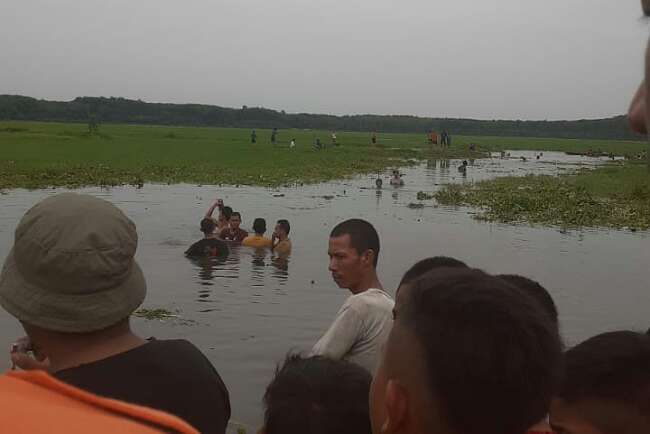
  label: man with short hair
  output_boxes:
[261,354,372,434]
[370,267,562,434]
[312,219,393,373]
[271,219,292,255]
[220,211,248,242]
[242,217,273,248]
[185,217,229,257]
[1,193,231,434]
[550,331,650,434]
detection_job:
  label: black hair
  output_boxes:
[221,206,233,220]
[399,256,468,287]
[400,268,562,434]
[277,219,290,235]
[253,218,267,235]
[263,354,372,434]
[559,331,650,417]
[231,211,241,219]
[330,219,380,267]
[200,217,215,235]
[498,274,558,329]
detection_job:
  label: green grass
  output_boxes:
[434,162,650,230]
[0,121,646,189]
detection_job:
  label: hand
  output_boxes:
[216,198,224,208]
[10,337,50,371]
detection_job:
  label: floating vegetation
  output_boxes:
[433,163,650,230]
[407,202,425,209]
[416,191,434,200]
[133,308,178,320]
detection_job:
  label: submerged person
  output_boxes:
[389,169,404,186]
[220,211,248,242]
[312,219,394,373]
[2,193,231,434]
[271,219,292,255]
[458,160,468,172]
[242,218,273,248]
[261,354,372,434]
[186,218,229,257]
[375,178,383,189]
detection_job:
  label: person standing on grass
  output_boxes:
[251,129,257,144]
[271,128,278,145]
[312,219,394,373]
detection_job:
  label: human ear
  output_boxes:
[380,380,408,434]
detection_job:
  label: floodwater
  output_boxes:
[0,151,648,431]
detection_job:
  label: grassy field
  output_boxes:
[434,161,650,230]
[0,121,646,189]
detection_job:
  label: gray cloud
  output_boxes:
[0,0,646,120]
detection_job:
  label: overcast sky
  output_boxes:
[0,0,647,120]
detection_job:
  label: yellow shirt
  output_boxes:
[242,234,272,248]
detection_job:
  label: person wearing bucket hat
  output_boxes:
[1,193,231,434]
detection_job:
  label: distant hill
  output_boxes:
[0,95,641,140]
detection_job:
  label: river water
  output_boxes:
[0,151,648,430]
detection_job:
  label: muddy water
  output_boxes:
[0,151,647,430]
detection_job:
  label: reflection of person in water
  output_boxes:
[185,218,229,257]
[390,170,404,186]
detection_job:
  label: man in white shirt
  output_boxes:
[312,219,394,373]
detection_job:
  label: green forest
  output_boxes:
[0,94,641,140]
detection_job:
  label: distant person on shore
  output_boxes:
[271,219,292,255]
[389,169,404,186]
[1,193,231,434]
[370,267,562,434]
[331,132,338,146]
[290,138,296,148]
[251,129,257,144]
[314,138,322,150]
[312,219,393,373]
[186,218,230,257]
[430,131,438,145]
[271,128,278,145]
[371,132,377,145]
[242,218,273,248]
[550,331,650,434]
[261,354,372,434]
[220,211,248,242]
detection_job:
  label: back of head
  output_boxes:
[277,219,290,235]
[200,217,216,235]
[0,193,146,333]
[253,218,267,235]
[400,268,562,434]
[330,219,380,267]
[498,274,559,329]
[264,354,372,434]
[558,331,650,423]
[399,256,468,288]
[221,206,233,221]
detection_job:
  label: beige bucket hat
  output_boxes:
[0,193,146,333]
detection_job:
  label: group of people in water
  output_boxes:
[186,198,292,258]
[1,193,648,434]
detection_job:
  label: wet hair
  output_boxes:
[231,211,241,220]
[277,219,290,235]
[263,354,372,434]
[253,218,267,235]
[498,274,558,328]
[399,268,562,434]
[330,219,380,267]
[221,206,233,221]
[558,331,650,422]
[398,256,468,288]
[200,217,215,235]
[375,178,383,188]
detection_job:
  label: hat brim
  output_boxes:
[0,249,147,333]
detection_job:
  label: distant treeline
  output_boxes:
[0,95,641,140]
